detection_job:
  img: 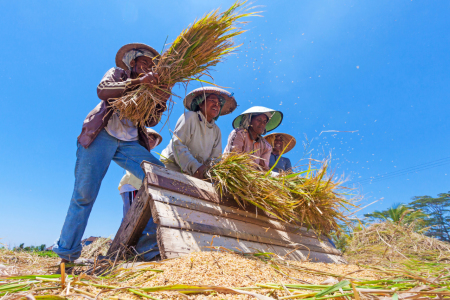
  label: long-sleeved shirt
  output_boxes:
[223,128,272,170]
[161,111,222,175]
[78,67,166,150]
[269,153,292,173]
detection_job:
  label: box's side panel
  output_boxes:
[157,227,346,264]
[150,200,340,255]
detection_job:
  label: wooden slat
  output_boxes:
[142,161,215,194]
[147,186,322,239]
[146,171,220,203]
[157,227,346,264]
[142,161,263,215]
[107,181,152,256]
[150,200,339,255]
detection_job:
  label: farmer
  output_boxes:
[224,106,283,171]
[264,133,296,173]
[161,86,237,179]
[118,128,163,217]
[52,43,171,265]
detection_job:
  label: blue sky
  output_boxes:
[1,0,449,247]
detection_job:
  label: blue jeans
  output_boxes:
[53,129,164,261]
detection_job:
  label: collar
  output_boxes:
[197,111,215,129]
[247,128,262,142]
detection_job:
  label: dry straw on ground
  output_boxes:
[111,1,259,127]
[207,153,356,237]
[345,221,450,267]
[2,248,450,300]
[80,238,112,260]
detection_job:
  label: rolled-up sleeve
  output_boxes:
[172,113,203,175]
[260,141,273,170]
[210,127,222,161]
[224,129,244,154]
[97,67,130,101]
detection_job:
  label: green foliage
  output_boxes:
[11,243,56,256]
[364,203,428,228]
[409,192,450,242]
[35,251,59,258]
[330,220,363,253]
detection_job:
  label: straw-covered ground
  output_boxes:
[2,237,450,300]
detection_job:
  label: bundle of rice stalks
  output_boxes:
[111,1,259,127]
[207,152,299,221]
[283,161,356,237]
[345,221,450,266]
[207,153,356,236]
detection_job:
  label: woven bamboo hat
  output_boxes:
[184,86,237,116]
[145,128,163,147]
[115,43,159,70]
[264,133,296,154]
[232,106,283,134]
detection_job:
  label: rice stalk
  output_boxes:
[111,1,260,127]
[206,153,357,236]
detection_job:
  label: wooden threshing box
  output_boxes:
[108,161,345,263]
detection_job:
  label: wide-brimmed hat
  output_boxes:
[115,43,159,70]
[264,133,296,154]
[232,106,283,134]
[184,86,237,117]
[145,128,163,147]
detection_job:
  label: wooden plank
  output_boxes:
[150,200,339,255]
[157,227,346,264]
[147,186,322,239]
[107,180,152,257]
[142,161,263,216]
[146,171,220,203]
[142,161,215,194]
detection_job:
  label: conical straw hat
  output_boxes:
[184,86,237,116]
[232,106,283,133]
[145,128,163,147]
[264,132,296,154]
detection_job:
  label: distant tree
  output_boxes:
[39,244,46,251]
[364,203,427,227]
[409,192,450,242]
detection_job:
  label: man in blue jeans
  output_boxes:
[52,43,170,266]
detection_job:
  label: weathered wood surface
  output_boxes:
[108,162,346,263]
[157,227,346,264]
[147,186,322,239]
[107,181,152,257]
[142,161,263,216]
[149,196,339,255]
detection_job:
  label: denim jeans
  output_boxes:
[53,129,164,261]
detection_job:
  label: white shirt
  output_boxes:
[105,112,138,141]
[119,183,137,194]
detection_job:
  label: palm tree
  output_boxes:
[372,203,427,225]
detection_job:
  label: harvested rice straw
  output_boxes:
[207,152,357,236]
[282,160,357,237]
[207,152,299,222]
[111,1,260,127]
